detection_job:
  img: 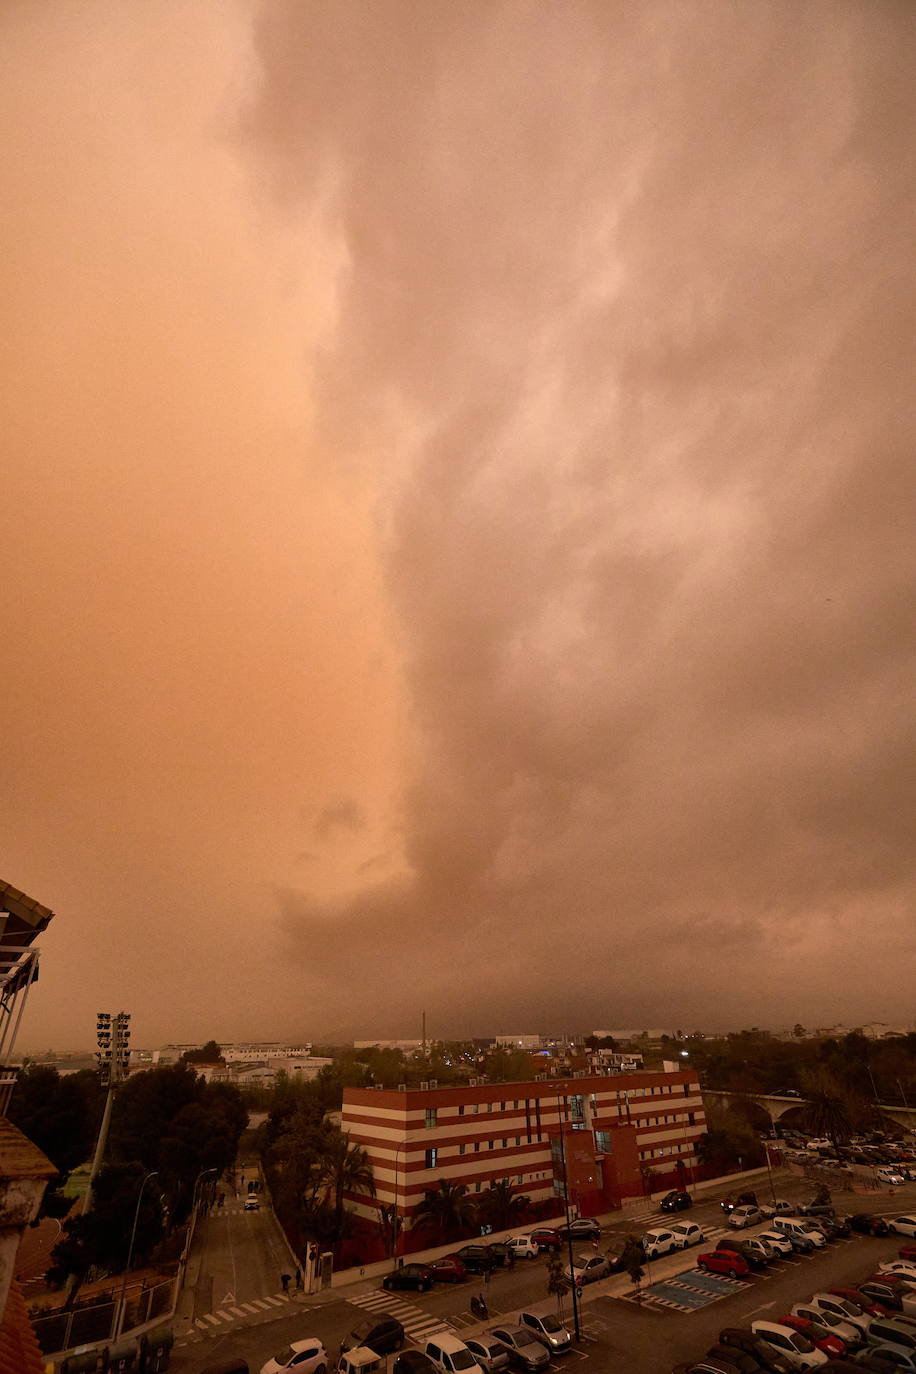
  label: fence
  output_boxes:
[30,1274,175,1356]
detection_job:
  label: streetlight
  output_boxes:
[114,1170,158,1340]
[192,1166,218,1218]
[555,1096,581,1341]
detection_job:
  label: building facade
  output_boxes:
[341,1069,705,1249]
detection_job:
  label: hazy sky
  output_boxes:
[3,1,915,1051]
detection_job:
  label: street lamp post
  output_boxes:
[556,1096,581,1341]
[114,1170,158,1340]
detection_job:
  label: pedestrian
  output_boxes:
[281,1272,291,1294]
[295,1266,302,1291]
[218,1192,225,1208]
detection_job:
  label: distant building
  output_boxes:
[494,1035,542,1050]
[353,1040,425,1052]
[341,1068,705,1252]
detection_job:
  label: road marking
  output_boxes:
[749,1301,777,1315]
[251,1298,272,1309]
[214,1310,232,1321]
[265,1295,285,1305]
[221,1290,236,1306]
[202,1314,222,1326]
[240,1302,259,1313]
[229,1307,245,1317]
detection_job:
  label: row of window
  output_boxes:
[422,1083,698,1128]
[639,1141,694,1160]
[420,1114,699,1167]
[425,1138,545,1166]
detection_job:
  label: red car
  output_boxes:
[777,1316,846,1359]
[428,1255,467,1283]
[697,1251,750,1278]
[900,1246,916,1261]
[529,1228,562,1252]
[829,1286,890,1317]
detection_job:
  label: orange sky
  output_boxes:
[3,1,915,1049]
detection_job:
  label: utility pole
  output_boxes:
[84,1010,131,1215]
[556,1097,581,1340]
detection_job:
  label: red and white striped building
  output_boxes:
[341,1069,706,1249]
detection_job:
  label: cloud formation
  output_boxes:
[2,1,914,1046]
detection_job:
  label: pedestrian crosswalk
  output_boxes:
[348,1288,455,1344]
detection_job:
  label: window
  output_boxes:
[459,1143,466,1156]
[458,1104,465,1116]
[515,1136,521,1146]
[517,1174,524,1184]
[475,1142,480,1152]
[688,1111,695,1125]
[595,1131,611,1154]
[684,1084,690,1096]
[489,1139,495,1150]
[425,1108,437,1128]
[475,1181,482,1192]
[425,1148,438,1168]
[500,1101,506,1111]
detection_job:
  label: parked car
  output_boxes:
[857,1281,908,1314]
[464,1338,510,1374]
[670,1222,703,1249]
[761,1200,795,1219]
[342,1318,405,1357]
[717,1327,793,1374]
[751,1321,829,1370]
[830,1289,891,1319]
[807,1294,872,1339]
[729,1206,763,1230]
[429,1256,467,1284]
[661,1190,693,1212]
[424,1336,479,1374]
[517,1313,571,1356]
[503,1236,540,1260]
[487,1328,550,1373]
[529,1228,562,1252]
[877,1169,906,1187]
[672,1361,736,1374]
[556,1218,601,1242]
[851,1215,891,1237]
[697,1250,750,1278]
[565,1253,611,1287]
[859,1347,916,1373]
[889,1219,916,1238]
[394,1355,438,1374]
[706,1345,762,1374]
[758,1230,795,1258]
[383,1264,434,1293]
[858,1316,916,1361]
[714,1238,769,1271]
[789,1305,862,1349]
[799,1201,837,1218]
[642,1227,681,1259]
[457,1245,498,1274]
[261,1339,327,1374]
[879,1265,916,1285]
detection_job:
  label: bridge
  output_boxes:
[704,1090,916,1133]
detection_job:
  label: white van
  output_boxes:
[424,1336,478,1374]
[772,1216,826,1247]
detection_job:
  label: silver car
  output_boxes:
[464,1338,509,1374]
[487,1328,550,1373]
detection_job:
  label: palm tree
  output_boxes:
[316,1130,376,1237]
[479,1180,531,1232]
[800,1069,854,1151]
[414,1179,477,1241]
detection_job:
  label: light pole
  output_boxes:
[556,1096,581,1341]
[114,1170,158,1340]
[192,1166,218,1219]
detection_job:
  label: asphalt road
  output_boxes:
[170,1177,912,1374]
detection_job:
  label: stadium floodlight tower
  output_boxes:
[0,880,55,1113]
[84,1010,132,1215]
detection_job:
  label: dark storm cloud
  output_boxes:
[255,0,916,1035]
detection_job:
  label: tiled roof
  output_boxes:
[0,1278,45,1374]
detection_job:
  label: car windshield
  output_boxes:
[540,1318,562,1333]
[452,1353,476,1371]
[788,1333,814,1353]
[274,1349,295,1366]
[517,1334,540,1348]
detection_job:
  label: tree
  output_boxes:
[316,1130,376,1238]
[793,1025,807,1039]
[181,1040,224,1064]
[46,1163,165,1303]
[376,1202,401,1260]
[621,1235,645,1302]
[478,1180,531,1232]
[545,1249,569,1316]
[8,1065,103,1179]
[799,1069,854,1150]
[414,1179,477,1241]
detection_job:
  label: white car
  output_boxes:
[565,1253,611,1286]
[245,1195,260,1211]
[751,1321,828,1371]
[641,1227,680,1259]
[729,1205,763,1230]
[757,1229,794,1257]
[889,1216,916,1237]
[761,1199,794,1218]
[789,1303,862,1348]
[879,1261,916,1283]
[808,1293,872,1339]
[261,1338,328,1374]
[504,1235,539,1259]
[669,1221,702,1248]
[877,1167,907,1185]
